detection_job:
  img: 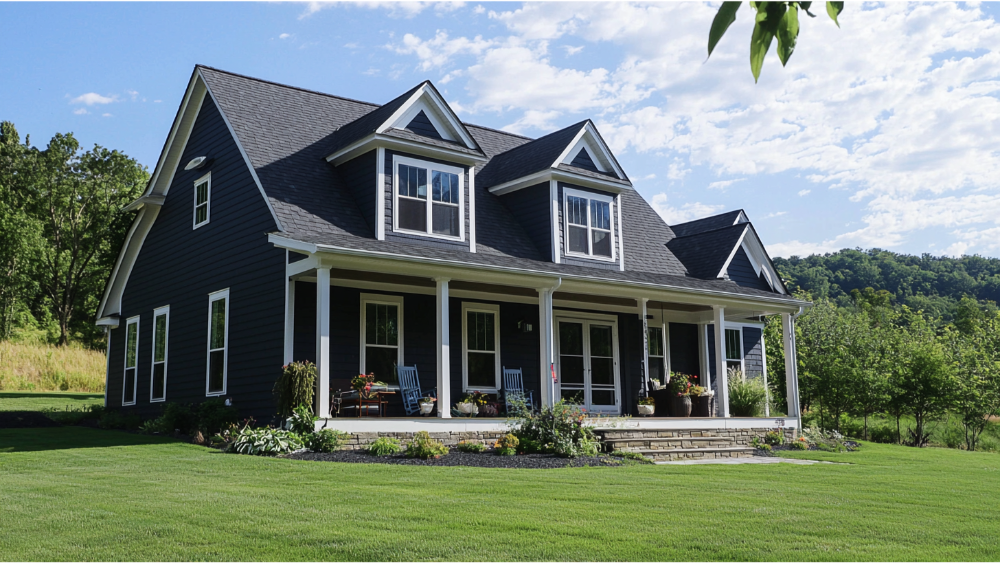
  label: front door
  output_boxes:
[556,318,620,414]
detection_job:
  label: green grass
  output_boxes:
[1,428,998,560]
[0,391,103,412]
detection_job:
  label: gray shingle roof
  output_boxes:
[197,66,795,302]
[667,223,747,279]
[475,121,586,188]
[670,210,745,238]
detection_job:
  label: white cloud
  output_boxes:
[70,92,116,106]
[390,31,494,71]
[763,211,787,219]
[563,45,584,56]
[125,89,139,101]
[279,33,293,40]
[707,178,744,191]
[473,4,485,15]
[73,108,88,115]
[651,193,723,225]
[299,0,465,19]
[363,67,381,76]
[798,189,811,197]
[101,113,112,118]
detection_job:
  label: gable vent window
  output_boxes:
[394,156,464,240]
[564,188,615,260]
[193,172,211,229]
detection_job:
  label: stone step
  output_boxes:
[601,436,726,443]
[594,430,722,439]
[612,446,755,462]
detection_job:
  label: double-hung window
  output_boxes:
[123,316,139,406]
[647,325,666,384]
[150,306,169,402]
[361,294,403,385]
[724,328,743,377]
[463,303,500,392]
[193,172,211,229]
[206,289,229,396]
[394,156,463,239]
[564,188,615,260]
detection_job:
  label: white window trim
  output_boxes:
[123,315,139,406]
[723,326,745,377]
[206,288,229,397]
[193,172,211,230]
[562,187,616,262]
[359,293,404,378]
[391,154,466,242]
[461,302,501,393]
[150,305,170,403]
[553,315,621,414]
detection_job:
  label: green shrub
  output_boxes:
[405,431,449,459]
[138,418,169,435]
[366,437,401,456]
[728,373,768,417]
[516,437,542,454]
[610,450,653,464]
[227,427,304,456]
[307,429,349,453]
[509,400,596,456]
[494,434,519,456]
[791,440,809,450]
[758,443,773,452]
[98,410,142,430]
[288,404,318,435]
[764,430,785,446]
[274,361,316,418]
[456,440,486,453]
[44,404,104,425]
[196,399,239,435]
[161,403,196,434]
[868,424,898,444]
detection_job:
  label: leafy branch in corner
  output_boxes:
[708,1,844,82]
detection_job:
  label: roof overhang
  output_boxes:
[716,225,787,295]
[325,133,488,167]
[376,82,480,151]
[267,233,808,313]
[488,168,633,196]
[122,194,166,212]
[553,121,627,180]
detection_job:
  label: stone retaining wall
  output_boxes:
[339,431,509,451]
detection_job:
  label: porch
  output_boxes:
[278,243,803,429]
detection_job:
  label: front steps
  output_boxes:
[595,429,755,461]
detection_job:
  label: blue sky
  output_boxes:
[4,2,1000,258]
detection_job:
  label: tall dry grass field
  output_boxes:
[0,341,105,392]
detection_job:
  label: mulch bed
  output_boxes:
[0,411,63,429]
[288,449,639,468]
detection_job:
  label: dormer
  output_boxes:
[478,120,631,271]
[325,81,487,250]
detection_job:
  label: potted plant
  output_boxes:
[650,378,662,391]
[419,396,436,416]
[456,392,486,416]
[637,396,655,416]
[668,372,693,417]
[351,372,376,399]
[692,388,715,417]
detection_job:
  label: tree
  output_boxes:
[896,341,956,447]
[707,1,844,82]
[944,314,1000,451]
[22,133,147,346]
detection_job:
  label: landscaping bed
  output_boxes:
[0,411,63,429]
[288,449,640,468]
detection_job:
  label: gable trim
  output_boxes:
[326,132,487,166]
[375,83,479,150]
[552,121,625,180]
[716,226,787,295]
[716,225,750,280]
[489,168,631,196]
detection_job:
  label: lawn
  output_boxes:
[0,427,998,561]
[0,391,103,412]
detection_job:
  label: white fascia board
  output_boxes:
[198,68,283,233]
[122,194,166,212]
[375,84,478,149]
[284,238,809,310]
[489,168,632,196]
[268,233,319,254]
[143,70,202,199]
[741,230,787,294]
[551,122,626,180]
[326,134,486,166]
[96,206,160,320]
[716,225,750,279]
[96,316,120,328]
[734,210,749,225]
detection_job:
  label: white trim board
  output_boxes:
[552,121,626,180]
[376,83,478,149]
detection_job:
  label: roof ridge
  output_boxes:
[196,64,380,108]
[671,222,748,239]
[196,65,538,145]
[670,209,744,229]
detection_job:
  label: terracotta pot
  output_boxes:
[670,395,692,417]
[637,404,655,417]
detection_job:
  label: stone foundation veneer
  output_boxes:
[339,431,510,451]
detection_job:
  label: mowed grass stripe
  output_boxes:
[0,428,998,561]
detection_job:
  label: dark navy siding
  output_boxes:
[727,247,773,292]
[570,148,600,173]
[338,149,377,236]
[743,326,764,379]
[668,322,700,377]
[556,182,622,271]
[619,312,642,415]
[499,182,551,260]
[707,328,718,393]
[383,150,471,252]
[110,96,284,421]
[404,111,443,140]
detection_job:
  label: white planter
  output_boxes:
[637,404,655,417]
[457,403,479,415]
[419,402,435,415]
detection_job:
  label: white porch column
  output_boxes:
[713,305,730,417]
[782,312,801,417]
[436,278,451,418]
[315,267,331,418]
[698,323,708,389]
[284,275,295,365]
[537,288,555,409]
[639,298,650,395]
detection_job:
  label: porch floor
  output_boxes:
[315,416,798,433]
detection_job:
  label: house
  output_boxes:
[96,65,808,445]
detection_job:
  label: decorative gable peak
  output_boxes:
[377,82,478,150]
[555,121,626,180]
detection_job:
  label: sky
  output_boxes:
[3,1,1000,258]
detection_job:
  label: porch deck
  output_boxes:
[316,415,799,433]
